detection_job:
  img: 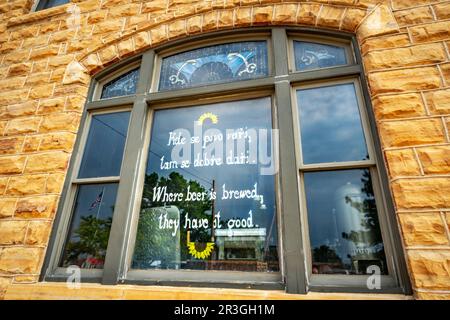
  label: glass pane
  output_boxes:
[294,41,348,71]
[37,0,69,11]
[296,83,369,164]
[60,183,118,268]
[304,169,387,275]
[100,68,139,99]
[78,111,130,178]
[132,97,279,273]
[159,42,268,91]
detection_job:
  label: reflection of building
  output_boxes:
[213,228,268,272]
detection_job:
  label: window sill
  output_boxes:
[7,3,71,28]
[3,282,414,300]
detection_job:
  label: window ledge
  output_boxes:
[3,282,413,300]
[7,3,71,28]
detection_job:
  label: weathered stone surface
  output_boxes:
[0,156,26,174]
[15,195,58,219]
[39,133,75,152]
[410,21,450,43]
[357,5,399,40]
[0,177,7,194]
[369,67,442,95]
[385,149,421,177]
[341,8,366,32]
[46,173,66,194]
[297,3,320,25]
[373,93,425,120]
[417,146,450,175]
[399,213,448,246]
[394,7,434,27]
[253,6,272,25]
[0,221,27,245]
[392,178,450,210]
[37,97,65,114]
[0,247,42,274]
[5,117,41,136]
[25,221,52,246]
[365,43,447,70]
[6,174,47,196]
[0,137,24,155]
[0,199,16,219]
[433,3,450,20]
[24,152,69,173]
[39,113,80,133]
[408,250,450,290]
[425,89,450,115]
[441,63,450,86]
[416,292,450,300]
[379,119,445,148]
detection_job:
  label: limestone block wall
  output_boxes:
[0,0,449,300]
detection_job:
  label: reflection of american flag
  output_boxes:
[89,191,103,211]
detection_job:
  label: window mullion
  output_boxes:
[86,96,136,111]
[146,77,275,105]
[102,97,148,285]
[287,64,362,84]
[272,28,307,294]
[298,160,377,172]
[137,50,155,94]
[72,176,121,184]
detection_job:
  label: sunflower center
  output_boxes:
[194,242,207,252]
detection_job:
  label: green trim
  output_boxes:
[40,27,411,295]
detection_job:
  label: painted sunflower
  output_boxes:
[187,241,215,260]
[198,112,219,125]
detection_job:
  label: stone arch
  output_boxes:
[74,1,399,76]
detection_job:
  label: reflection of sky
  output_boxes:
[297,83,368,164]
[78,112,130,178]
[304,170,380,264]
[145,97,277,243]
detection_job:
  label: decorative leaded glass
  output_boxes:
[158,42,268,91]
[36,0,69,11]
[294,41,348,71]
[100,68,140,99]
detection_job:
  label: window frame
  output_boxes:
[126,91,283,287]
[93,61,141,101]
[45,106,132,281]
[41,27,412,295]
[151,32,273,93]
[287,34,355,74]
[292,78,399,291]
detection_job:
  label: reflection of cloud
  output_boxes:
[297,84,367,163]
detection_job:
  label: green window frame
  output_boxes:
[41,28,412,295]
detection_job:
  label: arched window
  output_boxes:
[42,28,410,294]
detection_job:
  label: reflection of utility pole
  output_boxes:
[92,186,105,261]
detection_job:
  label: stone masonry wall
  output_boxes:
[0,0,449,299]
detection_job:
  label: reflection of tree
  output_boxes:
[133,172,212,268]
[341,169,386,273]
[64,216,112,266]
